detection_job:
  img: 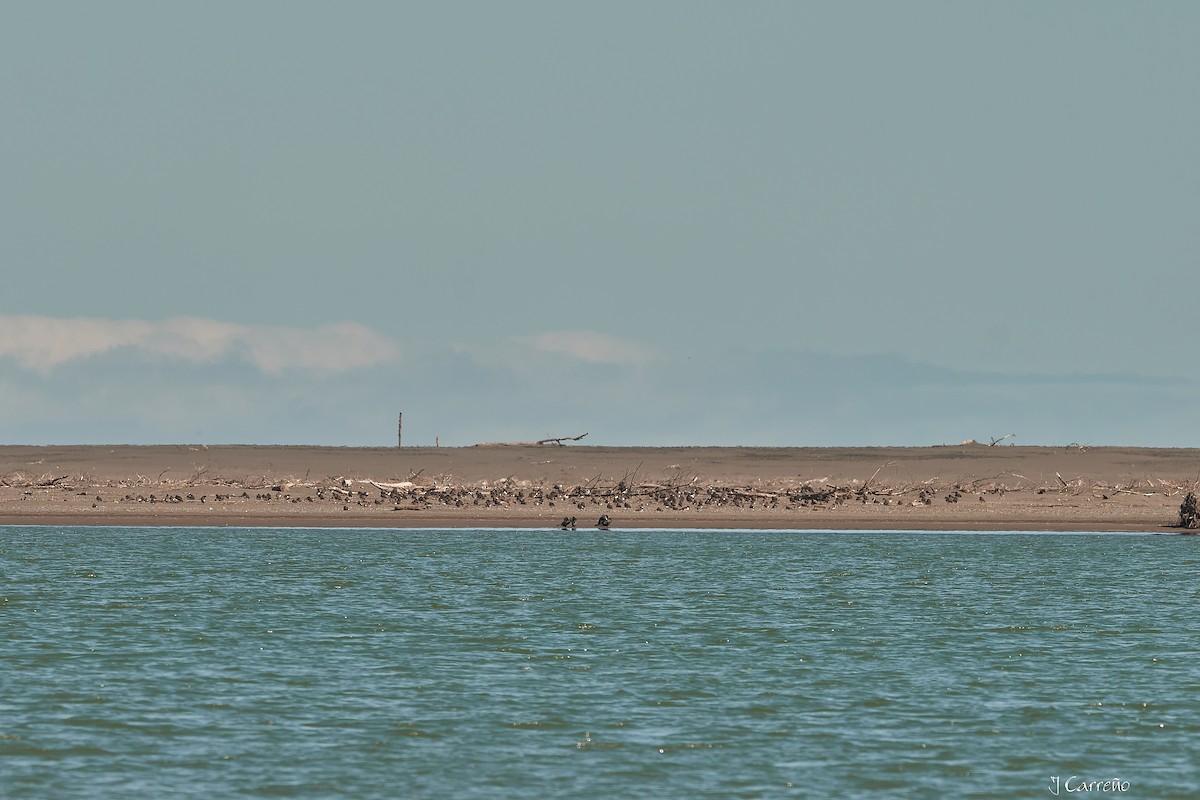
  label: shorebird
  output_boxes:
[596,514,611,530]
[560,516,577,530]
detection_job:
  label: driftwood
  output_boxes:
[537,433,589,446]
[370,481,415,491]
[36,475,71,487]
[476,433,590,447]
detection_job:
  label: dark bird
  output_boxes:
[596,514,611,530]
[560,516,577,530]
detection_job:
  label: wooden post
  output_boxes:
[397,412,403,448]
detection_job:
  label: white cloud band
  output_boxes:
[513,330,658,366]
[0,314,401,374]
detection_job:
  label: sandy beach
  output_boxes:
[1,443,1197,532]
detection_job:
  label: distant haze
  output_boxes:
[3,3,1197,446]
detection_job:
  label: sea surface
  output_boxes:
[2,526,1199,799]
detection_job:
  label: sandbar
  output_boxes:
[1,444,1197,532]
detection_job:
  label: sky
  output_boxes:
[2,2,1197,447]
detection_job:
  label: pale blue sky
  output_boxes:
[2,2,1197,446]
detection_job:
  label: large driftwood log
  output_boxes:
[475,433,590,447]
[536,433,589,446]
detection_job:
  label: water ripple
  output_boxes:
[2,527,1198,798]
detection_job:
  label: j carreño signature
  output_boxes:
[1049,776,1130,795]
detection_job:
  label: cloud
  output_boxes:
[6,315,1199,448]
[0,314,400,375]
[512,330,658,366]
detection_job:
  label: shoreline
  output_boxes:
[0,516,1186,534]
[2,444,1197,533]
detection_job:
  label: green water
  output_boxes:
[2,527,1198,798]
